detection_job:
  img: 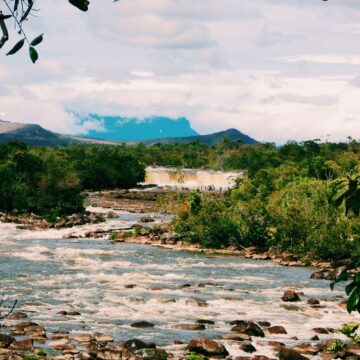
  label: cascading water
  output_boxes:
[144,167,242,190]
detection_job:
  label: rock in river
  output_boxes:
[281,290,301,302]
[187,338,229,357]
[232,322,265,337]
[279,348,309,360]
[131,321,155,328]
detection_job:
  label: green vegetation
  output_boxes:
[171,139,360,262]
[327,340,346,352]
[336,323,360,344]
[0,142,145,217]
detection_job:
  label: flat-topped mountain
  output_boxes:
[78,115,199,141]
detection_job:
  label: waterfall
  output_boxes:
[144,167,242,190]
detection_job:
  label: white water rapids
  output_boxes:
[0,207,359,359]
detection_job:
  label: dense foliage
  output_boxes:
[172,139,360,262]
[0,142,145,217]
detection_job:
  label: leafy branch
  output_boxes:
[0,0,90,62]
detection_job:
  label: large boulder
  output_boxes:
[268,326,287,335]
[232,322,265,337]
[187,338,229,357]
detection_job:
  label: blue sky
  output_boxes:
[1,0,360,143]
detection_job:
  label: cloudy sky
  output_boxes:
[1,0,360,143]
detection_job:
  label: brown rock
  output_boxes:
[279,348,309,360]
[174,323,205,331]
[313,328,329,334]
[282,290,301,302]
[7,311,27,320]
[187,338,229,357]
[325,270,338,281]
[197,319,215,325]
[307,299,320,305]
[94,333,113,342]
[258,321,271,327]
[232,322,265,337]
[268,341,285,351]
[124,339,156,350]
[240,342,256,353]
[310,271,326,280]
[292,343,320,355]
[131,321,155,328]
[9,339,33,351]
[268,326,287,335]
[67,311,81,316]
[0,334,15,348]
[221,333,251,341]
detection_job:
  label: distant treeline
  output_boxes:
[0,142,145,218]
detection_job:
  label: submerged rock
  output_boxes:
[187,338,229,357]
[124,339,156,350]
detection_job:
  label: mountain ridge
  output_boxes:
[0,119,258,147]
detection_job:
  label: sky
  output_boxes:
[1,0,360,143]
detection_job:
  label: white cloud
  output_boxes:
[0,0,360,142]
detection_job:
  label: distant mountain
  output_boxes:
[141,128,258,146]
[0,120,72,146]
[78,115,198,141]
[0,119,258,148]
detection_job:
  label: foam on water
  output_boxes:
[0,214,359,359]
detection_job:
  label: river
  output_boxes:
[0,209,357,359]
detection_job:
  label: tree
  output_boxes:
[0,0,100,62]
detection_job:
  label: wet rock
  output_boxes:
[232,322,265,337]
[292,343,320,355]
[72,334,93,343]
[67,311,81,316]
[325,270,338,281]
[125,284,137,289]
[7,311,27,320]
[307,299,320,305]
[94,333,114,342]
[278,348,309,360]
[197,320,215,325]
[240,342,257,353]
[174,323,206,331]
[221,333,251,341]
[129,348,168,360]
[179,284,192,289]
[282,290,301,302]
[140,217,155,223]
[57,311,68,315]
[310,271,326,280]
[268,341,286,351]
[131,321,155,328]
[258,321,271,327]
[268,326,287,335]
[124,339,156,350]
[187,338,229,357]
[9,339,33,351]
[313,328,329,334]
[310,335,320,341]
[185,298,208,307]
[0,333,15,348]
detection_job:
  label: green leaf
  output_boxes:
[30,34,43,47]
[6,39,25,56]
[29,46,38,64]
[347,288,360,313]
[346,282,356,296]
